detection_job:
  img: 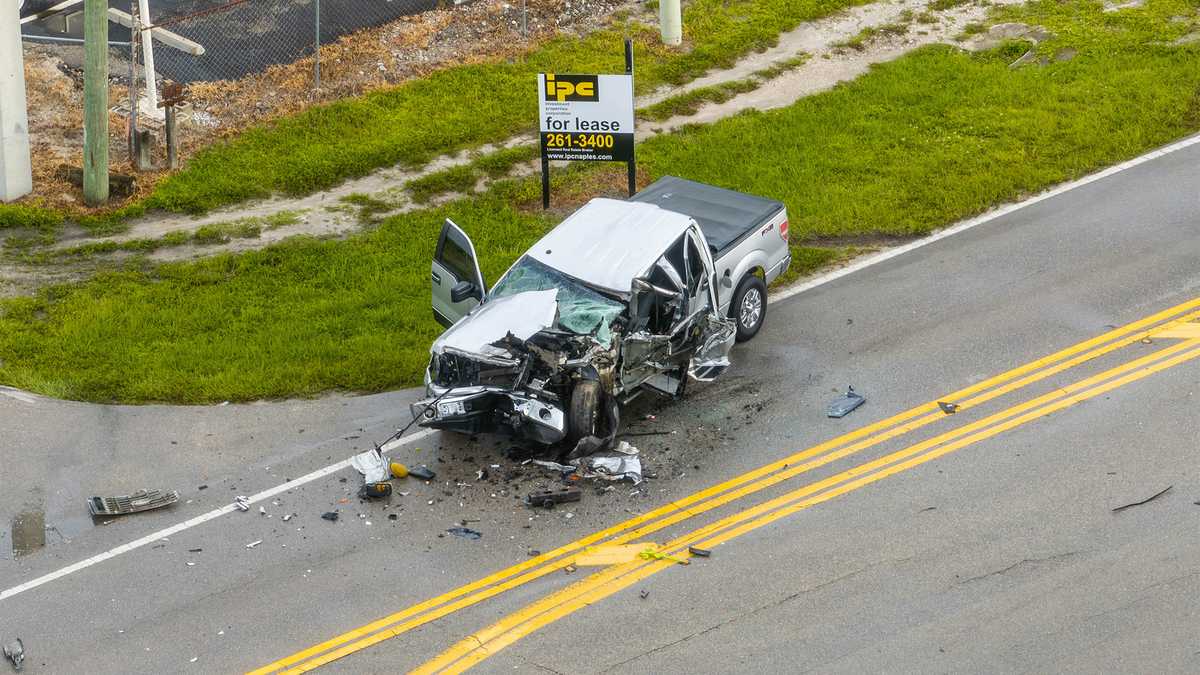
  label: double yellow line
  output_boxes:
[252,297,1200,675]
[417,330,1200,673]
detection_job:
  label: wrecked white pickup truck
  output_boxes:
[411,176,790,450]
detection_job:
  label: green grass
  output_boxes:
[407,165,481,204]
[37,211,306,262]
[751,54,812,80]
[473,145,542,178]
[0,203,64,232]
[639,79,763,121]
[835,22,911,51]
[405,145,542,204]
[135,0,877,216]
[929,0,972,10]
[637,54,812,123]
[2,0,1199,403]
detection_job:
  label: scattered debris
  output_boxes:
[577,453,643,485]
[528,549,541,557]
[564,564,577,574]
[3,638,23,672]
[475,468,489,481]
[188,548,202,553]
[390,462,409,479]
[827,386,865,418]
[321,511,340,522]
[687,546,711,558]
[576,544,650,566]
[447,527,482,540]
[1112,485,1172,512]
[937,401,959,414]
[639,589,649,600]
[197,485,208,491]
[639,548,689,565]
[525,486,583,508]
[87,489,180,516]
[259,506,268,516]
[358,482,393,500]
[388,514,398,521]
[351,447,390,484]
[409,466,437,481]
[234,496,251,512]
[282,514,294,522]
[245,540,263,549]
[531,460,575,473]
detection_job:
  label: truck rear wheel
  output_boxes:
[568,379,601,441]
[731,275,767,342]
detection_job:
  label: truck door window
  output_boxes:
[685,234,705,297]
[437,235,475,284]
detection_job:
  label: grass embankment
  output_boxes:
[1,0,1198,403]
[139,0,875,216]
[0,203,65,248]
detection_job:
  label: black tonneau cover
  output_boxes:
[631,176,784,256]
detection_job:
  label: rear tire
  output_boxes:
[568,379,601,441]
[731,275,767,342]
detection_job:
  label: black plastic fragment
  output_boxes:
[447,527,482,540]
[408,466,437,481]
[688,546,711,557]
[321,511,340,522]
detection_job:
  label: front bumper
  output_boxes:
[410,381,567,445]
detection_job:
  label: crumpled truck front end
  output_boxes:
[410,349,569,446]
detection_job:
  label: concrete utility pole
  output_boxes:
[0,0,34,201]
[83,0,109,205]
[137,0,157,111]
[659,0,681,46]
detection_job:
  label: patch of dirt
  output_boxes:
[658,0,1029,132]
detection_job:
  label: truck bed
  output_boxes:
[631,176,785,258]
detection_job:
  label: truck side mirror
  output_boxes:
[721,270,733,289]
[450,280,480,303]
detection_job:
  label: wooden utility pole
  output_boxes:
[83,0,109,205]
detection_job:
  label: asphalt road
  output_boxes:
[3,137,1200,674]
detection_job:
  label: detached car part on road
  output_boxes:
[412,176,790,449]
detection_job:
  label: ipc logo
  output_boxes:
[544,74,599,102]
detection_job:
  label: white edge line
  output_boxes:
[0,428,436,603]
[768,133,1200,305]
[4,131,1199,603]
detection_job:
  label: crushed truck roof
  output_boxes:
[528,198,693,294]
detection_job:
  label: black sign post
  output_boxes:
[624,38,635,200]
[538,41,637,209]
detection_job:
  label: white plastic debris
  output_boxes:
[245,540,263,549]
[351,447,390,484]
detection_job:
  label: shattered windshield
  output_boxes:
[490,256,625,347]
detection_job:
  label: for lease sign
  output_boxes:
[537,73,634,162]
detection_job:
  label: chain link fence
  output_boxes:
[150,0,451,84]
